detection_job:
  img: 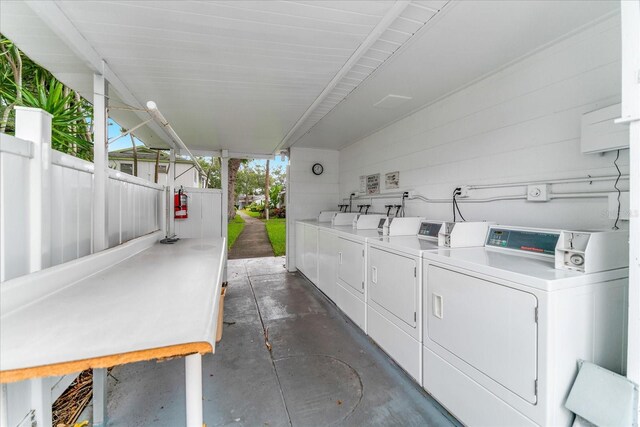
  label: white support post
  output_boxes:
[15,107,54,426]
[30,378,52,427]
[285,162,292,271]
[221,152,229,241]
[92,368,107,427]
[92,72,109,427]
[169,148,176,237]
[93,73,109,253]
[221,153,229,282]
[0,384,7,427]
[15,107,52,273]
[185,354,203,427]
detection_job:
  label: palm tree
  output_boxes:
[0,36,21,132]
[228,159,245,220]
[1,34,93,160]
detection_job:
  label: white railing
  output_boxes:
[0,108,165,427]
[0,118,164,284]
[0,134,33,283]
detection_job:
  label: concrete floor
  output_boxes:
[103,257,459,426]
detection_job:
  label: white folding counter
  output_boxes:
[0,234,226,426]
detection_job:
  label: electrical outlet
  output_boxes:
[527,184,550,202]
[458,186,469,198]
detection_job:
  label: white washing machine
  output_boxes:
[332,225,382,332]
[296,220,320,284]
[421,225,629,427]
[316,223,339,302]
[367,220,489,383]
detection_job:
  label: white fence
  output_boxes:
[174,187,223,239]
[0,136,164,283]
[0,107,165,427]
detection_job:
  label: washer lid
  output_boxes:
[371,235,440,256]
[422,247,628,291]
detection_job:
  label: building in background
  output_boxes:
[109,147,203,188]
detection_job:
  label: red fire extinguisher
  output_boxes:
[174,187,188,219]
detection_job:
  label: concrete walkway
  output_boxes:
[228,210,274,259]
[101,257,459,426]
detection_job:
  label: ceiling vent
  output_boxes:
[279,0,450,149]
[373,94,413,109]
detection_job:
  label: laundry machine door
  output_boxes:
[303,225,318,284]
[317,229,338,300]
[337,237,364,294]
[368,246,417,328]
[426,264,538,404]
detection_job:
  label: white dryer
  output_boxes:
[332,225,382,332]
[316,222,339,301]
[366,220,490,383]
[421,225,629,427]
[367,233,441,383]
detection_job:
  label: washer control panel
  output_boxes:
[418,221,443,240]
[486,227,559,256]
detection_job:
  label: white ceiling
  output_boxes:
[0,1,620,155]
[293,0,620,150]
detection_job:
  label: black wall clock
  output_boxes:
[312,163,324,175]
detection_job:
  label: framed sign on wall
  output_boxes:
[385,171,399,189]
[367,173,380,195]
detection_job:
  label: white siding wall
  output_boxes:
[287,147,339,271]
[340,16,629,231]
[111,159,199,188]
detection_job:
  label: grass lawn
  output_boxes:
[227,214,245,250]
[241,208,262,219]
[264,218,286,256]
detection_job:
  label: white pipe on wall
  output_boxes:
[468,174,629,190]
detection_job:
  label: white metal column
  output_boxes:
[185,354,203,427]
[15,107,52,272]
[169,148,176,237]
[92,73,108,253]
[620,1,640,395]
[92,72,109,427]
[221,152,229,243]
[15,106,54,427]
[92,368,107,427]
[285,162,293,272]
[30,378,51,427]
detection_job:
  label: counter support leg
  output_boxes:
[185,353,203,427]
[93,368,107,427]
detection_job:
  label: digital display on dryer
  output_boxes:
[486,228,559,255]
[418,222,441,238]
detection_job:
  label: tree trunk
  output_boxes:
[204,158,215,188]
[0,42,22,133]
[129,134,138,176]
[228,158,242,220]
[76,92,92,143]
[265,160,270,220]
[154,149,160,183]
